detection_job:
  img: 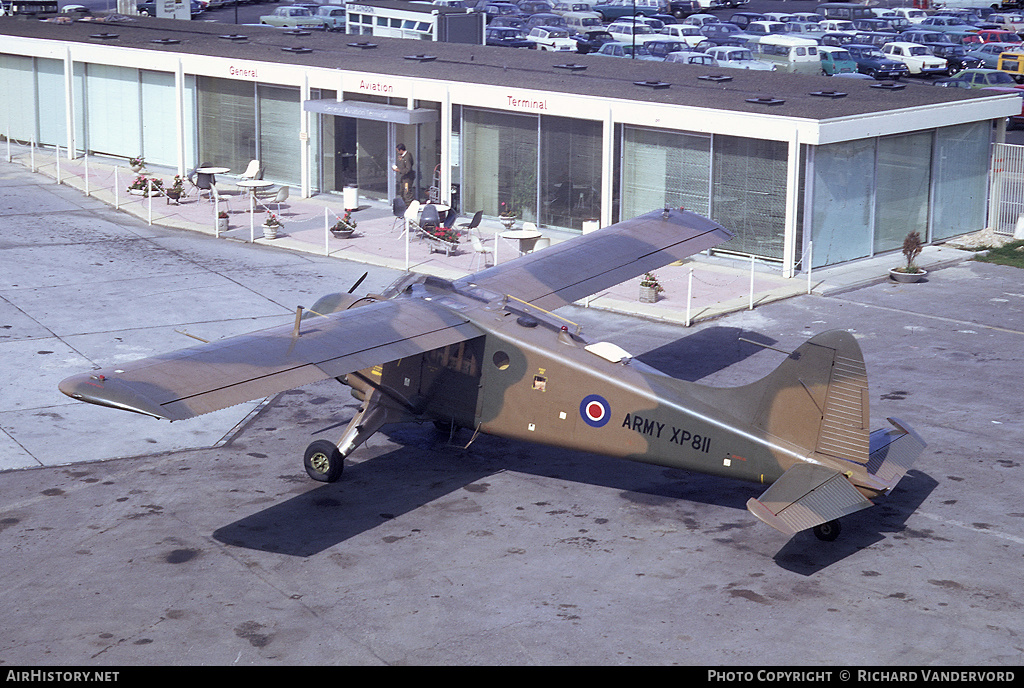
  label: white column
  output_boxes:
[782,131,800,279]
[64,47,76,159]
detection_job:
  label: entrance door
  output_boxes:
[355,118,389,200]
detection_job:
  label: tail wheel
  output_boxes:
[304,440,344,483]
[813,520,842,542]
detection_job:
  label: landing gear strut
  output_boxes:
[813,519,842,542]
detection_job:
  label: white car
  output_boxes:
[882,41,948,76]
[526,26,577,51]
[705,46,776,70]
[661,24,708,48]
[818,19,858,35]
[607,22,663,44]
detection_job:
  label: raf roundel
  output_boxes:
[580,394,611,428]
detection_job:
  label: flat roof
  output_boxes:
[0,14,1008,121]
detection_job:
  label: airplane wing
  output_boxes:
[59,298,482,421]
[457,207,732,312]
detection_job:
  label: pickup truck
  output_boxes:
[259,6,324,29]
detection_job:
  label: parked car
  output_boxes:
[930,43,984,75]
[550,1,594,15]
[682,13,719,27]
[935,68,1018,88]
[486,26,536,47]
[997,49,1024,81]
[844,43,910,79]
[881,41,949,75]
[987,12,1024,33]
[700,22,746,47]
[973,29,1023,44]
[818,45,858,75]
[517,0,555,15]
[667,1,701,19]
[661,23,708,47]
[783,21,826,39]
[741,21,788,37]
[314,5,348,32]
[704,45,775,70]
[592,0,661,21]
[852,31,899,48]
[525,26,577,50]
[259,6,323,28]
[607,21,663,44]
[664,51,719,66]
[573,29,615,53]
[562,10,603,33]
[483,2,526,22]
[727,11,765,30]
[593,40,661,59]
[818,19,858,35]
[852,18,896,34]
[524,12,568,30]
[968,42,1022,68]
[645,38,691,59]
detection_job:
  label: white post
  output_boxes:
[749,255,755,311]
[31,138,35,172]
[404,218,410,271]
[84,152,89,196]
[147,178,153,225]
[114,166,119,210]
[686,267,693,327]
[807,241,813,295]
[324,207,329,256]
[6,123,10,162]
[250,204,255,243]
[55,144,61,184]
[215,198,220,238]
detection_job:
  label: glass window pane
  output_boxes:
[712,135,788,260]
[85,64,140,158]
[140,70,177,167]
[933,122,989,241]
[257,84,300,185]
[540,116,601,230]
[197,76,255,174]
[461,108,538,222]
[875,131,932,253]
[0,54,35,142]
[36,58,66,147]
[621,126,710,220]
[809,139,874,267]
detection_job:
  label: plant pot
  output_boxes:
[889,268,927,283]
[129,188,145,196]
[130,164,143,174]
[330,228,354,239]
[263,223,279,240]
[217,216,229,233]
[499,215,516,231]
[639,285,659,303]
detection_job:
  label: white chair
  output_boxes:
[269,185,289,213]
[531,237,551,252]
[210,184,232,214]
[403,200,421,237]
[523,221,537,233]
[238,160,260,182]
[469,234,493,270]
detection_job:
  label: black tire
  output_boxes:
[813,520,841,542]
[304,440,344,483]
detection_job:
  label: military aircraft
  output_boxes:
[58,207,925,541]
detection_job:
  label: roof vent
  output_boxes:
[404,54,438,62]
[634,80,671,90]
[89,33,118,40]
[698,74,733,83]
[218,34,248,41]
[870,81,906,91]
[553,63,587,71]
[348,41,378,49]
[745,97,785,106]
[282,46,313,54]
[809,90,847,98]
[283,29,311,36]
[150,38,181,45]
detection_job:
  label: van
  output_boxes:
[815,3,873,22]
[997,50,1024,82]
[747,35,820,74]
[563,10,603,32]
[818,45,858,75]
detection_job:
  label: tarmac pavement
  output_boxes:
[2,151,1022,666]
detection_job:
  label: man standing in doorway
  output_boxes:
[393,143,415,204]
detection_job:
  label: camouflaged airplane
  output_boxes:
[59,208,925,542]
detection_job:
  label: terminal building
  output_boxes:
[0,15,1017,274]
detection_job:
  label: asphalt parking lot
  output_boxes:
[1,160,1023,666]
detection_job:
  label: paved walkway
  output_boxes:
[5,143,981,325]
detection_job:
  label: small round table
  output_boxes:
[501,229,542,255]
[236,179,275,212]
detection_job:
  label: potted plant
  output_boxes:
[331,211,356,238]
[499,201,516,231]
[639,272,664,303]
[127,175,161,196]
[128,156,145,174]
[217,209,229,233]
[262,212,281,240]
[166,175,184,202]
[890,230,926,283]
[422,223,460,256]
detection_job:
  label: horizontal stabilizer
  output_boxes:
[864,417,927,491]
[746,463,874,536]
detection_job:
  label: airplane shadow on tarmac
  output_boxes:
[212,326,934,572]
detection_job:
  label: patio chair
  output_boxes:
[391,197,407,232]
[469,233,493,270]
[459,210,483,234]
[195,173,214,201]
[403,200,422,237]
[210,184,232,214]
[237,160,260,183]
[268,185,289,214]
[420,204,440,231]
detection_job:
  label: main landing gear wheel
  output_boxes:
[813,519,841,542]
[304,440,344,483]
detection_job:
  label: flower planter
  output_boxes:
[889,268,926,283]
[217,216,229,233]
[639,285,659,303]
[499,215,516,231]
[330,228,354,239]
[424,234,459,256]
[263,223,279,240]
